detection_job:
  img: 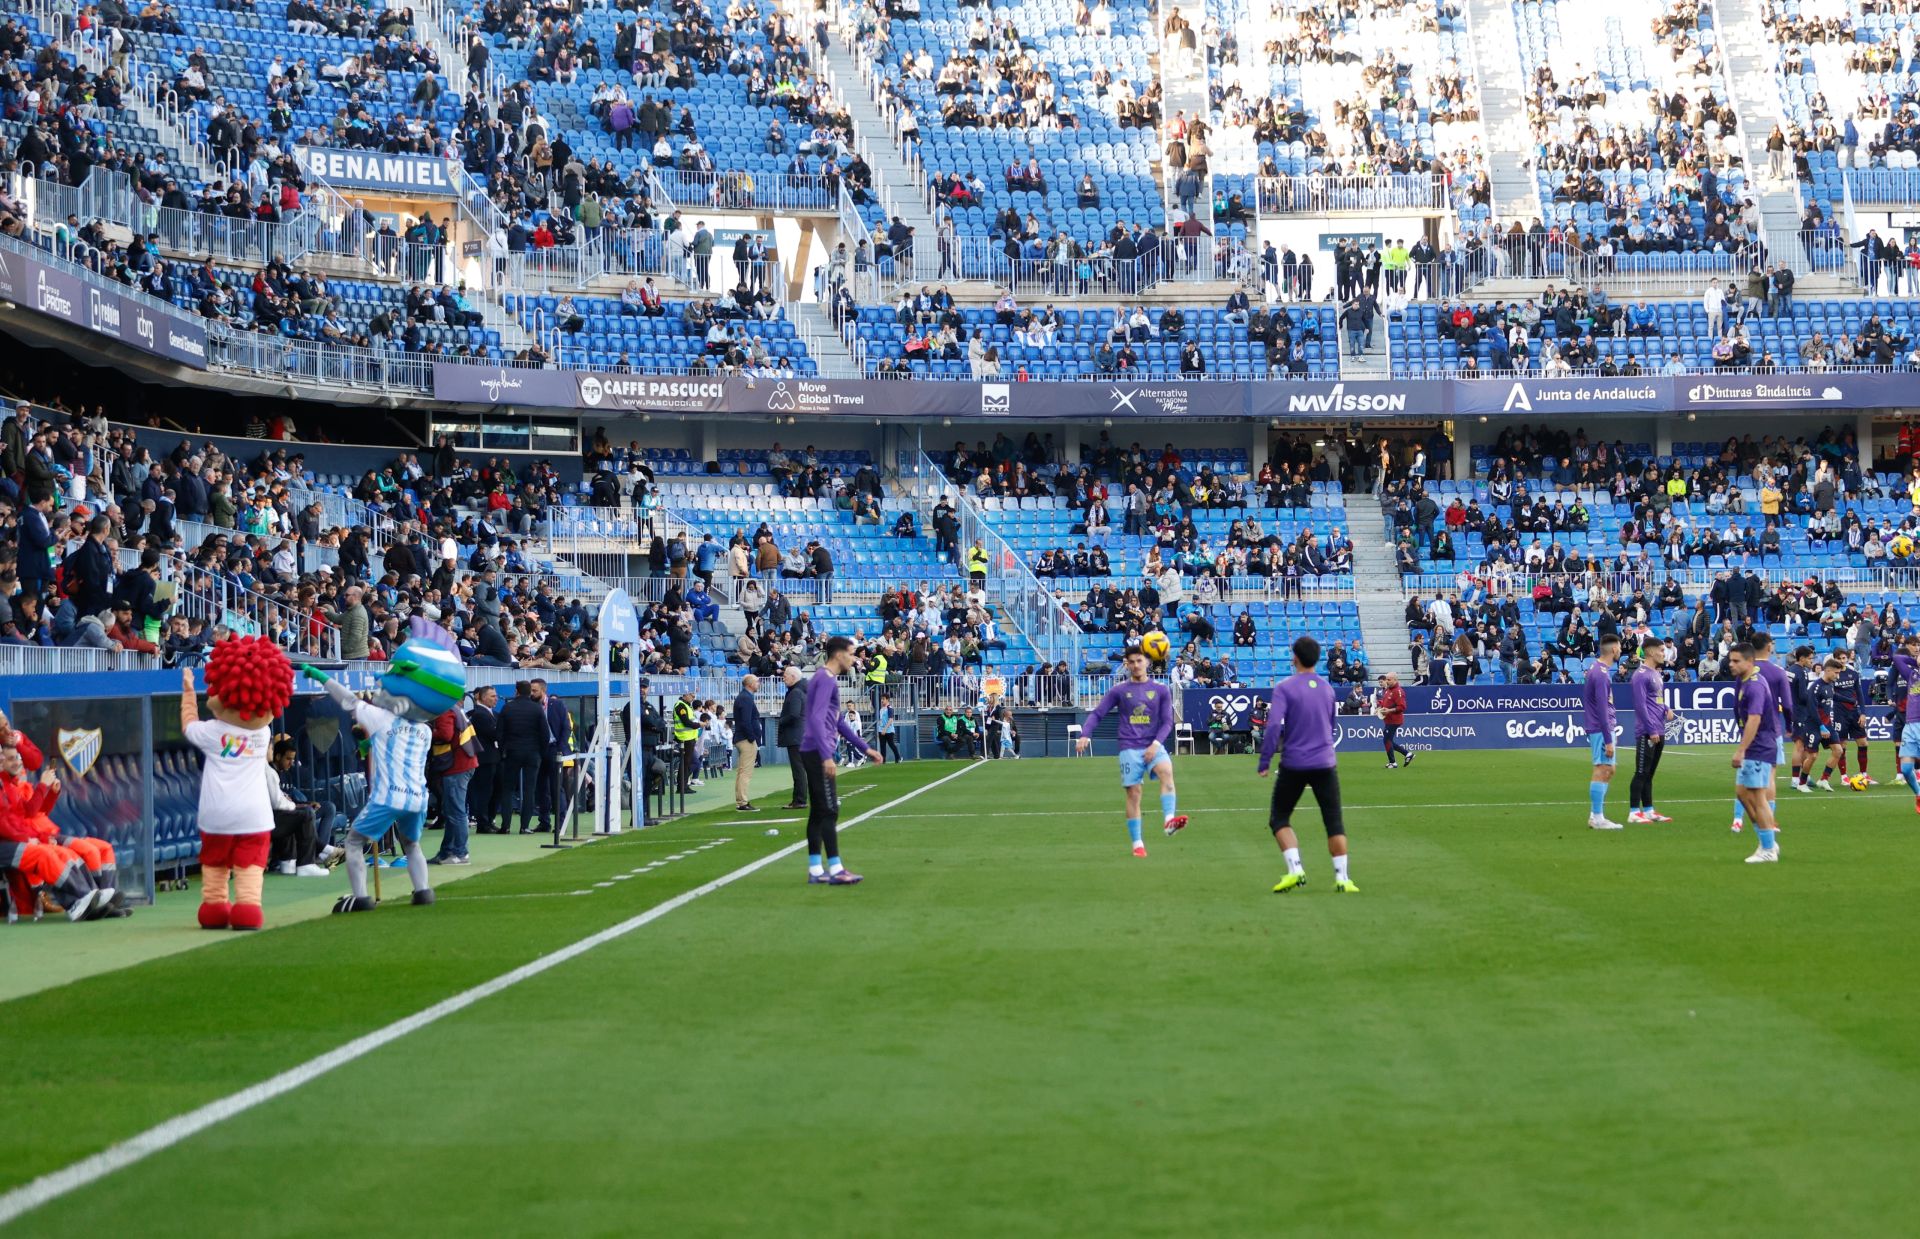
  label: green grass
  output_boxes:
[5,748,1920,1237]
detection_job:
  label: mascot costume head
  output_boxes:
[372,636,469,722]
[205,635,296,729]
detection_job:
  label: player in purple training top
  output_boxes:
[1732,631,1793,833]
[1728,642,1783,863]
[798,636,885,885]
[1076,646,1187,857]
[1891,633,1920,814]
[1256,636,1356,894]
[1581,633,1624,830]
[1627,636,1673,823]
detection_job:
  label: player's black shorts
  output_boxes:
[1838,712,1868,742]
[1267,766,1344,837]
[1795,726,1829,750]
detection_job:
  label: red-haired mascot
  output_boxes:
[182,636,294,931]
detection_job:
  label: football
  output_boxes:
[1140,631,1170,661]
[1846,773,1871,791]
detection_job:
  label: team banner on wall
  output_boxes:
[432,365,1920,417]
[1181,684,1895,752]
[0,244,209,369]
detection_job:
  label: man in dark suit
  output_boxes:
[535,677,573,831]
[17,494,55,595]
[468,684,503,833]
[777,664,808,809]
[732,674,764,812]
[65,515,117,618]
[498,680,548,833]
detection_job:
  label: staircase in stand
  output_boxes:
[1715,0,1804,234]
[1339,491,1414,678]
[1462,0,1538,225]
[817,38,937,249]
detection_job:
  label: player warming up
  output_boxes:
[1891,635,1920,813]
[1582,633,1624,830]
[1256,636,1354,893]
[304,635,468,912]
[1786,645,1816,793]
[1729,643,1783,863]
[800,636,885,884]
[1733,632,1790,833]
[1376,673,1414,768]
[1834,649,1873,784]
[1627,636,1672,823]
[1801,659,1847,791]
[1076,645,1185,857]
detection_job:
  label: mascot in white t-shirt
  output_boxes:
[183,636,294,931]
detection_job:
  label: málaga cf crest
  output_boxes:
[57,727,104,778]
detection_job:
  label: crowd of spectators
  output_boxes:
[1760,0,1920,180]
[1381,423,1895,576]
[0,398,654,678]
[1405,563,1913,688]
[1511,0,1750,259]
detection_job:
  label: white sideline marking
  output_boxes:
[890,793,1868,818]
[0,763,985,1228]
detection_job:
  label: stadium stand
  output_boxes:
[1386,288,1920,376]
[1366,422,1920,685]
[853,297,1340,379]
[844,0,1167,249]
[1761,0,1920,207]
[1220,0,1492,222]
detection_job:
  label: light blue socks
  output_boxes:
[1588,782,1606,815]
[1159,792,1177,820]
[1126,818,1142,845]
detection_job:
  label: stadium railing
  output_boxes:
[835,181,884,305]
[1401,563,1920,596]
[1472,233,1849,296]
[884,234,1251,296]
[0,646,159,675]
[903,451,1086,669]
[1387,360,1915,381]
[158,552,343,659]
[1255,173,1448,215]
[648,169,840,215]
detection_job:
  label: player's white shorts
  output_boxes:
[1118,744,1170,788]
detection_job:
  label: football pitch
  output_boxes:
[4,747,1920,1237]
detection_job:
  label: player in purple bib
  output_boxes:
[1256,636,1356,894]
